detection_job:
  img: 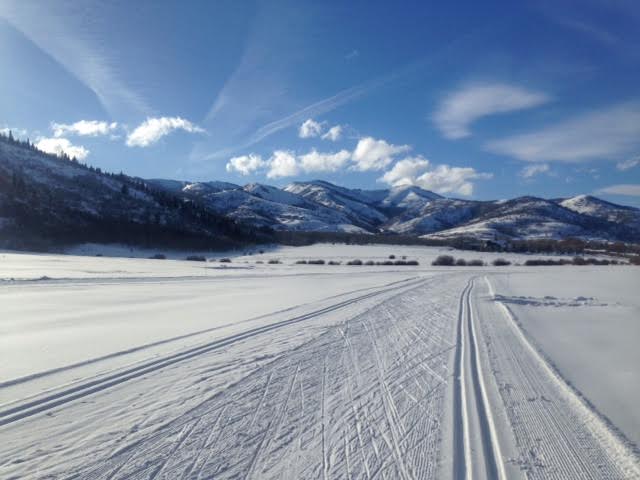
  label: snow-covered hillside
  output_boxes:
[2,133,639,245]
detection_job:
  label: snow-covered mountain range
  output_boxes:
[1,133,638,246]
[148,178,640,243]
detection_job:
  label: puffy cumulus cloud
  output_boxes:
[299,119,344,141]
[52,120,118,137]
[298,119,324,138]
[267,150,299,178]
[380,155,492,196]
[225,154,265,175]
[434,83,550,139]
[35,137,89,160]
[617,157,639,171]
[321,125,343,142]
[520,163,550,178]
[351,136,411,171]
[595,184,640,196]
[486,103,640,163]
[126,116,205,147]
[380,156,431,186]
[299,149,351,172]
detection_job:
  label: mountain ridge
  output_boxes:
[1,132,638,247]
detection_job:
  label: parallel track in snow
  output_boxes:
[0,276,426,427]
[453,278,505,480]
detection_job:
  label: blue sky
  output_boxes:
[2,0,640,205]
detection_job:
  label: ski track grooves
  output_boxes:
[19,274,464,480]
[481,276,640,479]
[452,278,505,480]
[0,276,424,427]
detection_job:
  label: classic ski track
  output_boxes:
[482,276,640,479]
[0,276,425,427]
[452,278,506,480]
[50,274,462,480]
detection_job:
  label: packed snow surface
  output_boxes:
[0,244,638,479]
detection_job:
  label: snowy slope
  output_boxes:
[0,136,255,248]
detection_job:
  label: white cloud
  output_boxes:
[225,154,265,175]
[596,184,640,196]
[0,1,150,117]
[321,125,343,142]
[266,150,299,178]
[434,83,550,139]
[486,103,640,163]
[299,119,324,138]
[299,149,351,172]
[126,117,205,147]
[520,163,550,178]
[35,137,89,160]
[380,156,431,186]
[617,157,639,171]
[351,137,411,171]
[0,126,28,138]
[52,120,118,137]
[380,155,492,196]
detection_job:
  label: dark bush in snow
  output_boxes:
[347,259,363,265]
[364,260,375,265]
[268,259,281,264]
[455,258,467,266]
[149,253,166,260]
[432,255,455,266]
[328,260,341,265]
[389,254,396,259]
[468,259,484,266]
[394,260,407,265]
[295,260,307,264]
[186,255,206,262]
[308,259,325,265]
[630,255,640,265]
[524,258,570,266]
[406,260,419,265]
[492,258,511,266]
[376,260,394,266]
[219,258,231,263]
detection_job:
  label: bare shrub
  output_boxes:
[455,258,467,266]
[492,258,511,266]
[347,259,363,266]
[432,255,455,266]
[268,259,281,264]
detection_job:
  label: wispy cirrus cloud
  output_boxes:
[520,163,551,178]
[52,120,118,137]
[433,83,550,139]
[617,157,639,171]
[0,1,150,117]
[486,102,640,163]
[126,117,205,147]
[595,184,640,196]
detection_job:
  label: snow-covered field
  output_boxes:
[1,244,638,479]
